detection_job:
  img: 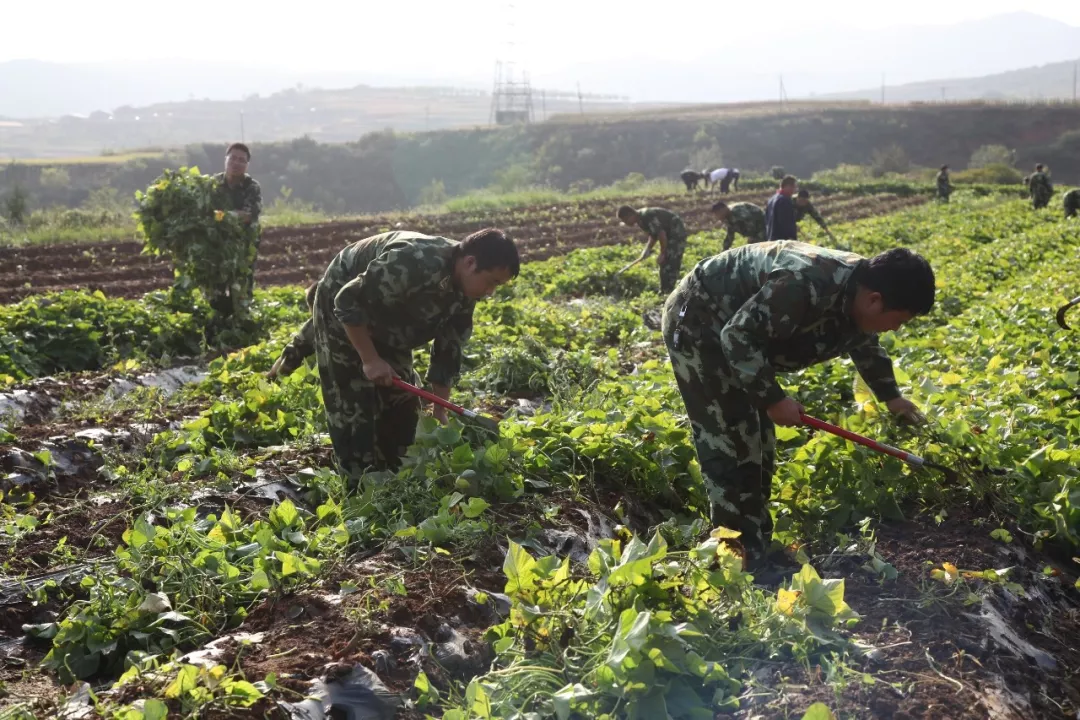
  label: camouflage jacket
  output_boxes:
[794,202,829,230]
[1029,171,1053,197]
[638,207,687,240]
[212,172,263,224]
[723,202,766,250]
[688,240,902,408]
[936,171,952,196]
[323,231,475,387]
[1065,188,1080,213]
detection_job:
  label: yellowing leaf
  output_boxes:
[777,588,801,615]
[940,372,963,386]
[986,355,1005,371]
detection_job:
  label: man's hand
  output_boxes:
[363,357,396,387]
[432,406,448,424]
[886,396,926,425]
[657,251,666,265]
[766,397,805,427]
[236,210,252,224]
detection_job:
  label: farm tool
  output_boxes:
[1055,295,1080,330]
[391,378,501,433]
[800,413,958,481]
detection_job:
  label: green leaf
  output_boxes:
[270,499,299,528]
[503,541,537,595]
[165,664,200,698]
[463,497,491,518]
[801,702,838,720]
[142,699,168,720]
[553,683,594,720]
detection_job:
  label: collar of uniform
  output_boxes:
[840,259,869,320]
[437,242,462,294]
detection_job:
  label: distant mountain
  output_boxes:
[821,58,1080,103]
[537,11,1080,103]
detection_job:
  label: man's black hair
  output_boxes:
[460,228,520,276]
[616,205,637,221]
[1035,163,1044,172]
[797,189,810,199]
[780,175,797,189]
[860,248,935,315]
[940,164,949,172]
[226,142,251,161]
[710,201,729,212]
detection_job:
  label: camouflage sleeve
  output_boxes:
[719,271,813,408]
[333,242,432,327]
[277,319,315,374]
[426,306,474,387]
[723,224,736,251]
[245,180,263,223]
[808,204,828,230]
[848,338,901,402]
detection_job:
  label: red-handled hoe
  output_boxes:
[392,378,501,433]
[800,413,957,481]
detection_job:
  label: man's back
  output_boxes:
[765,192,797,241]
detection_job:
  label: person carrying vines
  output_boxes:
[765,175,799,242]
[680,169,707,192]
[711,201,765,251]
[1063,188,1080,219]
[269,228,519,484]
[936,165,953,203]
[616,206,689,294]
[794,190,837,243]
[209,142,263,317]
[1028,163,1054,210]
[661,240,934,582]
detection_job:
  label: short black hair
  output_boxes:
[1035,163,1044,171]
[940,165,949,172]
[617,205,637,222]
[711,201,729,212]
[797,189,810,199]
[460,228,520,276]
[860,248,935,315]
[780,175,797,189]
[227,142,251,160]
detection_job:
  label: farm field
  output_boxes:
[1,189,1079,719]
[0,187,931,303]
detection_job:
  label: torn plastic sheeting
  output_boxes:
[180,632,266,669]
[278,664,400,720]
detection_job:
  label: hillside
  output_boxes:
[827,58,1080,103]
[3,102,1079,217]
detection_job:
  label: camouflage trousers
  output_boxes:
[311,283,420,483]
[207,235,260,319]
[661,272,776,559]
[659,233,688,295]
[1032,189,1053,210]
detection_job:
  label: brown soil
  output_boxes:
[0,191,928,302]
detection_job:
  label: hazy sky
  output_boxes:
[6,1,1080,79]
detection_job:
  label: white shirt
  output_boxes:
[709,168,729,183]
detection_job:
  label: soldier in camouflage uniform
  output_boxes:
[267,282,319,379]
[617,206,689,294]
[936,165,953,203]
[1028,164,1054,210]
[1064,188,1080,219]
[794,190,837,243]
[711,201,765,251]
[283,229,519,483]
[661,241,934,577]
[209,142,263,317]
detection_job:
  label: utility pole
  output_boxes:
[940,86,946,102]
[881,73,885,105]
[239,111,245,142]
[541,89,547,121]
[577,82,584,115]
[1074,62,1077,103]
[779,74,787,106]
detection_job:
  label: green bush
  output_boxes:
[953,164,1023,185]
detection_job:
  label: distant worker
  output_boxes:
[210,142,263,317]
[936,165,953,203]
[1065,188,1080,219]
[712,201,765,251]
[1029,164,1054,210]
[617,205,689,294]
[794,190,837,243]
[708,167,740,194]
[680,169,707,192]
[765,175,798,241]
